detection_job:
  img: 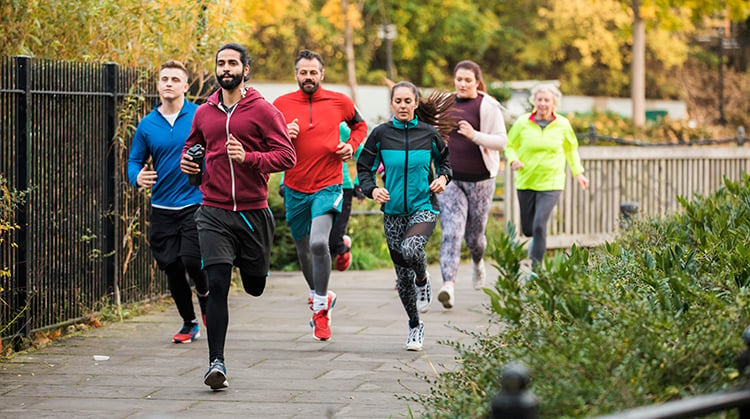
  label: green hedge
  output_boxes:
[414,175,750,418]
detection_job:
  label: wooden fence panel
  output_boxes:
[503,146,750,249]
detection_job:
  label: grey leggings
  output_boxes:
[384,211,436,328]
[294,213,334,297]
[517,189,561,265]
[437,178,495,283]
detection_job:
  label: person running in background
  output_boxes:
[279,122,362,273]
[127,60,209,344]
[436,60,507,310]
[357,81,452,351]
[330,122,365,272]
[181,43,296,390]
[273,50,367,342]
[505,83,589,268]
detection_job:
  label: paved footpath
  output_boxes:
[0,264,498,418]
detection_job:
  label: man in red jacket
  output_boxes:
[180,43,296,391]
[273,50,367,342]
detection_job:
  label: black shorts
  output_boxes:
[194,205,275,276]
[149,205,201,269]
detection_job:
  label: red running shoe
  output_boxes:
[335,235,352,271]
[311,310,331,341]
[173,323,200,343]
[310,291,337,341]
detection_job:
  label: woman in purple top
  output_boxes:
[436,60,507,310]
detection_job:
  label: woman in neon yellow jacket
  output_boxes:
[505,83,589,267]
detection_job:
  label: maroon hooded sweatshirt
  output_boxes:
[183,87,296,211]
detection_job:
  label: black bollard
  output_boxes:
[490,362,538,419]
[620,201,640,228]
[738,327,750,418]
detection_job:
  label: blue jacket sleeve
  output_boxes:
[127,124,149,187]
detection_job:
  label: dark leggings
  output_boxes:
[164,256,208,324]
[517,190,561,266]
[329,188,353,256]
[384,211,436,328]
[204,263,266,363]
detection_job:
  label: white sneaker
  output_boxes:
[472,259,486,290]
[415,272,433,313]
[438,284,455,309]
[519,259,534,285]
[406,321,424,351]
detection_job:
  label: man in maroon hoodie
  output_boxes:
[180,43,296,391]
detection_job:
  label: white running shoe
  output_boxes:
[472,259,487,290]
[406,321,424,351]
[438,284,455,309]
[415,272,433,313]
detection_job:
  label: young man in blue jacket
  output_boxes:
[127,60,208,344]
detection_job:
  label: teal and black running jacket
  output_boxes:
[357,118,452,216]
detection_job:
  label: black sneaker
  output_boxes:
[204,359,228,391]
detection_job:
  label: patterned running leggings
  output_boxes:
[437,178,495,283]
[383,210,436,326]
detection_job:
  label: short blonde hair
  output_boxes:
[160,60,189,80]
[529,83,562,107]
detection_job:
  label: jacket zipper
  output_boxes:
[403,127,409,214]
[225,107,237,211]
[308,96,313,126]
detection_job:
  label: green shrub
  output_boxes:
[415,175,750,418]
[567,112,718,144]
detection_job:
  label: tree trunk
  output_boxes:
[342,0,358,106]
[631,0,646,127]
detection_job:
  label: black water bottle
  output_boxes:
[185,144,204,186]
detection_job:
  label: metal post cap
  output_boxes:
[501,362,530,393]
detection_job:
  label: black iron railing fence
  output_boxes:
[1,56,161,346]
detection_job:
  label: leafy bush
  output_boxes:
[0,175,31,350]
[567,112,721,144]
[415,175,750,418]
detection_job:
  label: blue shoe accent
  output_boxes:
[172,323,200,343]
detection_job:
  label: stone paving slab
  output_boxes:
[0,264,498,418]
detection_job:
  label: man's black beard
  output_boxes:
[217,73,244,90]
[298,80,320,94]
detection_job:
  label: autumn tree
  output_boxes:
[626,0,749,126]
[0,0,234,90]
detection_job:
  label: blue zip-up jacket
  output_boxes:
[357,118,451,216]
[127,101,201,209]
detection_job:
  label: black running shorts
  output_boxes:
[194,205,275,276]
[149,204,201,269]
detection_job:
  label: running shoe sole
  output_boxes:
[438,288,454,309]
[204,369,228,391]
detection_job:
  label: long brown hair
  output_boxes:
[390,81,457,142]
[453,60,486,92]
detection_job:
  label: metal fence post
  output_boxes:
[103,63,118,296]
[738,126,746,146]
[13,56,31,346]
[490,362,538,419]
[588,124,597,144]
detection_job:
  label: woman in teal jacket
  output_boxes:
[357,81,452,351]
[505,83,589,267]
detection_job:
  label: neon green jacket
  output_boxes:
[505,112,584,191]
